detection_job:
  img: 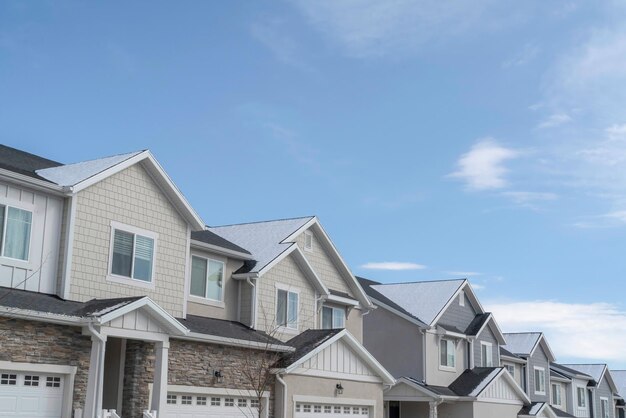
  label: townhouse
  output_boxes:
[610,370,626,418]
[358,277,531,418]
[549,363,593,417]
[0,145,393,418]
[560,365,618,418]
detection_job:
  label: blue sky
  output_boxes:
[2,1,626,365]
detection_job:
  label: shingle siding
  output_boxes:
[68,163,189,317]
[475,325,499,367]
[528,346,550,402]
[438,291,476,330]
[595,377,614,418]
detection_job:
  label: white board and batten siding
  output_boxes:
[0,181,63,294]
[294,339,381,383]
[105,309,167,334]
[479,377,524,404]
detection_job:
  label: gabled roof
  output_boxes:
[366,278,484,327]
[276,328,395,385]
[210,216,373,308]
[611,370,626,397]
[177,314,286,347]
[550,363,592,380]
[191,229,253,259]
[551,407,576,418]
[550,368,572,382]
[502,332,556,362]
[465,313,506,344]
[518,402,558,418]
[500,346,526,363]
[561,364,618,391]
[0,144,62,180]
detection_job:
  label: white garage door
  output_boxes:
[295,402,370,418]
[0,371,64,417]
[163,393,260,418]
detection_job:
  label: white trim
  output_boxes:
[500,354,527,365]
[431,280,486,327]
[0,306,85,326]
[0,200,35,264]
[303,230,313,252]
[292,395,375,406]
[188,253,225,304]
[0,169,66,195]
[290,368,382,383]
[275,283,300,332]
[480,341,493,367]
[0,360,77,418]
[61,194,76,299]
[476,369,530,403]
[99,326,169,342]
[190,238,254,260]
[534,366,547,395]
[600,396,610,418]
[368,296,428,328]
[551,382,562,406]
[529,334,557,363]
[166,385,270,398]
[326,294,359,306]
[107,220,158,288]
[438,338,456,371]
[177,332,294,352]
[459,291,465,307]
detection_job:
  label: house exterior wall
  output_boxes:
[186,248,244,321]
[502,360,524,388]
[68,163,189,317]
[0,180,63,294]
[240,280,254,326]
[438,402,474,418]
[528,346,550,402]
[279,374,384,418]
[472,401,522,418]
[595,377,614,418]
[255,254,317,341]
[0,317,91,412]
[571,378,591,418]
[475,325,499,367]
[437,291,476,331]
[550,381,568,412]
[362,306,423,380]
[425,331,465,387]
[398,401,429,418]
[346,307,363,342]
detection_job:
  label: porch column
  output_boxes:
[151,339,170,413]
[428,401,439,418]
[84,332,107,417]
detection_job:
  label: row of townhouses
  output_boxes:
[0,144,623,418]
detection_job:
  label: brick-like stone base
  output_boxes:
[0,317,92,412]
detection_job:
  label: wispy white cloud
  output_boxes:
[501,191,558,206]
[487,300,626,363]
[449,138,521,191]
[537,112,573,129]
[361,262,426,271]
[446,271,482,277]
[501,43,540,69]
[470,283,485,290]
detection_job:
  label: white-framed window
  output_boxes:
[276,287,298,329]
[304,231,313,251]
[534,367,546,394]
[551,383,561,406]
[0,373,16,385]
[24,375,39,386]
[251,399,260,408]
[238,399,247,408]
[577,387,586,408]
[321,306,345,329]
[324,406,332,413]
[225,398,234,407]
[210,397,220,406]
[440,338,456,369]
[0,205,33,262]
[601,397,609,418]
[334,406,341,414]
[109,222,157,283]
[314,405,322,413]
[190,255,224,301]
[167,394,177,405]
[197,396,207,406]
[481,342,493,367]
[459,291,465,306]
[504,364,515,378]
[181,395,192,405]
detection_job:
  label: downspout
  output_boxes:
[276,374,288,418]
[246,278,257,329]
[420,329,427,383]
[61,194,77,299]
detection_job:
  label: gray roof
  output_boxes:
[611,370,626,396]
[191,230,251,255]
[500,346,523,360]
[36,151,143,186]
[357,277,428,327]
[209,217,314,274]
[550,363,592,380]
[561,364,606,383]
[276,329,343,368]
[0,144,62,180]
[404,367,503,398]
[175,314,283,346]
[551,407,576,418]
[465,313,491,336]
[519,402,548,416]
[369,279,465,326]
[502,332,542,356]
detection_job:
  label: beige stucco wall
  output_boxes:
[186,248,244,321]
[472,401,522,418]
[279,374,384,418]
[425,331,466,387]
[256,254,317,341]
[69,163,189,317]
[346,307,363,342]
[438,402,473,418]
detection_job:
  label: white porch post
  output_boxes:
[84,333,107,417]
[151,339,170,413]
[428,401,439,418]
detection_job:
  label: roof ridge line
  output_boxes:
[372,278,466,286]
[209,215,315,229]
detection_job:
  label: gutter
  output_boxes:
[0,169,66,195]
[190,239,254,260]
[276,374,288,418]
[177,332,295,353]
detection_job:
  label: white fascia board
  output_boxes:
[257,243,298,277]
[0,169,66,195]
[370,297,428,329]
[550,375,571,383]
[232,272,260,279]
[177,332,294,353]
[474,314,507,345]
[429,280,469,327]
[501,354,527,364]
[529,334,557,363]
[326,294,359,306]
[281,216,318,243]
[0,307,86,326]
[464,281,486,314]
[436,325,467,340]
[479,369,531,403]
[95,297,189,336]
[283,330,347,374]
[604,368,619,393]
[190,239,254,260]
[392,378,445,400]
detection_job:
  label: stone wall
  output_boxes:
[122,338,277,418]
[0,318,91,411]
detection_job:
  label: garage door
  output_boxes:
[163,393,260,418]
[295,402,370,418]
[0,371,64,417]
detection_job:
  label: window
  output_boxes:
[190,256,224,301]
[362,408,369,415]
[251,399,260,408]
[296,404,301,413]
[314,405,322,413]
[353,407,360,414]
[304,405,312,413]
[167,395,177,405]
[334,406,342,414]
[276,288,298,329]
[504,364,515,378]
[24,375,39,386]
[577,387,586,408]
[238,399,247,408]
[0,206,32,261]
[534,367,546,394]
[111,226,156,282]
[440,338,456,368]
[322,306,345,329]
[225,398,234,407]
[481,342,493,367]
[601,398,609,418]
[181,395,192,405]
[324,406,332,413]
[459,291,465,306]
[552,384,561,405]
[304,231,313,251]
[46,376,61,388]
[344,406,351,414]
[0,373,16,385]
[211,397,220,406]
[197,396,207,406]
